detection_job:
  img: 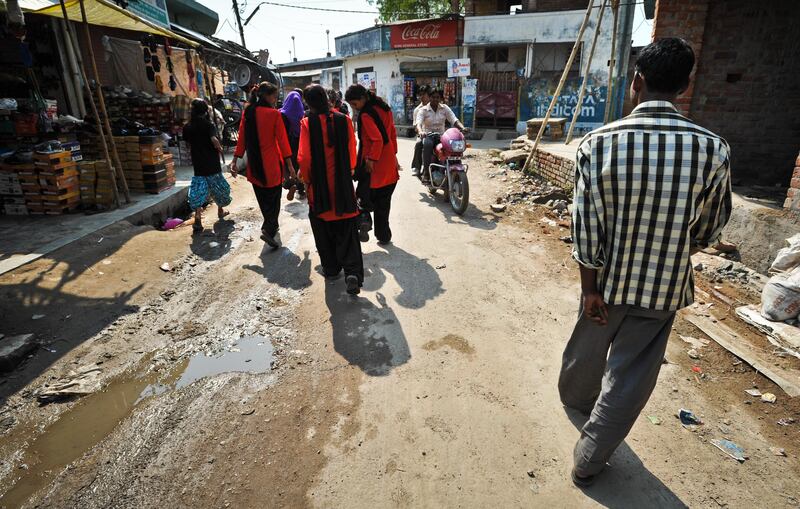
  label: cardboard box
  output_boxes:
[4,203,29,215]
[33,151,72,165]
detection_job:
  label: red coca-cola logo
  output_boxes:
[390,19,459,48]
[401,23,441,41]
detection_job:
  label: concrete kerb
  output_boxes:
[0,168,192,277]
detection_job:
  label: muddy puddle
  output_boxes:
[0,336,273,507]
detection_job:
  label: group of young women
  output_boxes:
[186,81,400,295]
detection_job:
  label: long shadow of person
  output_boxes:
[417,191,499,231]
[324,287,410,376]
[564,408,688,508]
[190,219,235,262]
[362,244,444,309]
[243,243,312,291]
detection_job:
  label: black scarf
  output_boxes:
[244,99,271,183]
[354,101,389,184]
[308,112,357,217]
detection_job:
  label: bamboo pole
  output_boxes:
[603,0,620,125]
[522,0,594,173]
[77,0,131,203]
[565,0,607,145]
[57,0,121,208]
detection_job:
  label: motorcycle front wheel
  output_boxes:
[449,171,469,215]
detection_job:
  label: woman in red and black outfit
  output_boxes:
[344,85,399,245]
[231,82,295,248]
[298,85,363,295]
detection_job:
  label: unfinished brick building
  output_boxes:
[650,0,800,206]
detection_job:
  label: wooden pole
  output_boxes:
[57,0,121,208]
[565,0,607,145]
[523,0,594,173]
[77,0,131,203]
[603,0,620,125]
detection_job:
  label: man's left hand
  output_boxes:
[365,160,375,173]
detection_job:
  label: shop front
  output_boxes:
[0,0,231,217]
[337,17,464,131]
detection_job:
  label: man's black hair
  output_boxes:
[429,88,442,98]
[635,38,695,94]
[418,85,430,96]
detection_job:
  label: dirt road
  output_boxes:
[1,139,798,508]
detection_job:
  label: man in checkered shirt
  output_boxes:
[559,38,732,487]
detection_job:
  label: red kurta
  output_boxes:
[234,106,291,188]
[297,114,359,222]
[359,107,399,189]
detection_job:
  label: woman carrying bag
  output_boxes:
[231,82,295,248]
[298,85,363,296]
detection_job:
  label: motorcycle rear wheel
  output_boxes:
[449,171,469,215]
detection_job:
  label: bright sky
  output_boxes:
[200,0,654,65]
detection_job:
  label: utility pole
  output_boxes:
[291,35,297,61]
[326,29,331,57]
[232,0,247,49]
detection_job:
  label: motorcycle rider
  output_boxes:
[411,85,430,178]
[415,88,466,184]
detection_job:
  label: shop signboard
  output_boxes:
[520,78,608,133]
[390,19,460,49]
[461,78,477,128]
[447,58,471,78]
[357,72,377,91]
[127,0,170,29]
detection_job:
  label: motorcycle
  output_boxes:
[423,128,470,215]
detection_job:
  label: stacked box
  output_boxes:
[78,160,96,206]
[140,142,164,166]
[60,140,82,163]
[163,153,176,188]
[0,165,28,215]
[94,160,115,206]
[33,151,79,214]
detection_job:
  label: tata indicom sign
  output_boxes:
[390,19,460,49]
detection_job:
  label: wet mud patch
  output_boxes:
[422,334,475,355]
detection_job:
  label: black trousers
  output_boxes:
[252,184,281,236]
[421,134,441,176]
[412,139,423,172]
[370,183,396,243]
[309,215,364,283]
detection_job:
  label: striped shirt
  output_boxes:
[572,101,732,311]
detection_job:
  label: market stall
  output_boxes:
[0,0,225,216]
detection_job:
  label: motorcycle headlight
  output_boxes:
[450,140,465,152]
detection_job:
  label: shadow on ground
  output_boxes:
[362,244,444,309]
[417,191,499,231]
[565,408,688,508]
[190,219,235,262]
[324,286,410,376]
[243,243,312,291]
[0,222,151,406]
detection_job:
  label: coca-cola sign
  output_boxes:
[390,19,460,49]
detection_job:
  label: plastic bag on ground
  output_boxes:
[761,268,800,321]
[770,233,800,274]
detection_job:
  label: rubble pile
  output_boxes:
[486,143,571,217]
[706,262,753,285]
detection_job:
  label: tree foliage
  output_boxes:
[368,0,464,23]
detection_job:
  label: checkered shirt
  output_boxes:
[572,101,732,311]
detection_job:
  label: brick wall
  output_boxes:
[786,152,800,211]
[652,0,800,185]
[650,0,710,116]
[528,149,574,191]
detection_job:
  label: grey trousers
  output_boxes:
[558,303,676,477]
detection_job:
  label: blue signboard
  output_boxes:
[519,78,608,134]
